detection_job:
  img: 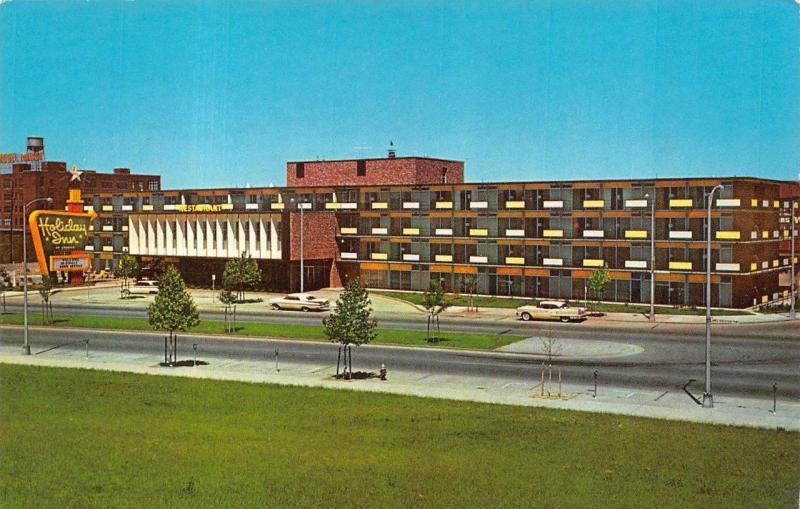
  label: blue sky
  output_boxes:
[1,0,798,188]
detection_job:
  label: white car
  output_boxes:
[269,293,331,312]
[515,300,587,323]
[128,280,159,295]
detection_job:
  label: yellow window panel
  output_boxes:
[669,199,693,208]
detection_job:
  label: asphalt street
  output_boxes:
[2,319,798,401]
[3,301,798,339]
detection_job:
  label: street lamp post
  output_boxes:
[645,193,655,322]
[791,198,796,320]
[291,198,306,293]
[703,184,724,408]
[791,174,798,320]
[22,197,53,355]
[300,202,304,293]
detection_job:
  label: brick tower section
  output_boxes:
[288,211,341,287]
[286,157,464,187]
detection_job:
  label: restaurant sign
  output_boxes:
[29,210,97,275]
[175,203,233,212]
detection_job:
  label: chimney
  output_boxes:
[387,140,396,159]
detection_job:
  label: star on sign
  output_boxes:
[69,165,83,182]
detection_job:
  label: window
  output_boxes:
[357,160,366,177]
[610,188,624,210]
[148,180,159,191]
[296,163,305,179]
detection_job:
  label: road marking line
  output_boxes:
[625,392,636,398]
[654,391,669,401]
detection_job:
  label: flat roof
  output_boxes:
[100,175,794,195]
[286,156,464,164]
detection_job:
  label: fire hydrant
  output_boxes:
[379,363,387,381]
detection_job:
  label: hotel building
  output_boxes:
[80,152,799,309]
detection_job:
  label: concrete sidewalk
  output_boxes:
[1,343,796,432]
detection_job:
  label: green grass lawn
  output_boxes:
[0,313,520,351]
[0,364,796,508]
[372,290,750,316]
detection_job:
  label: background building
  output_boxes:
[0,137,161,263]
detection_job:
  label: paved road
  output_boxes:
[3,301,798,339]
[2,324,798,400]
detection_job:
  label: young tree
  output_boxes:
[38,275,54,324]
[462,273,479,312]
[223,253,262,302]
[540,326,561,365]
[587,264,611,307]
[422,280,450,342]
[323,278,378,379]
[0,268,8,313]
[539,326,561,398]
[114,253,139,298]
[148,266,200,365]
[218,289,237,333]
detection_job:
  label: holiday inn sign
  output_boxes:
[29,209,97,275]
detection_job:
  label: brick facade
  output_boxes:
[779,182,799,256]
[286,157,464,187]
[0,138,161,263]
[287,211,339,261]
